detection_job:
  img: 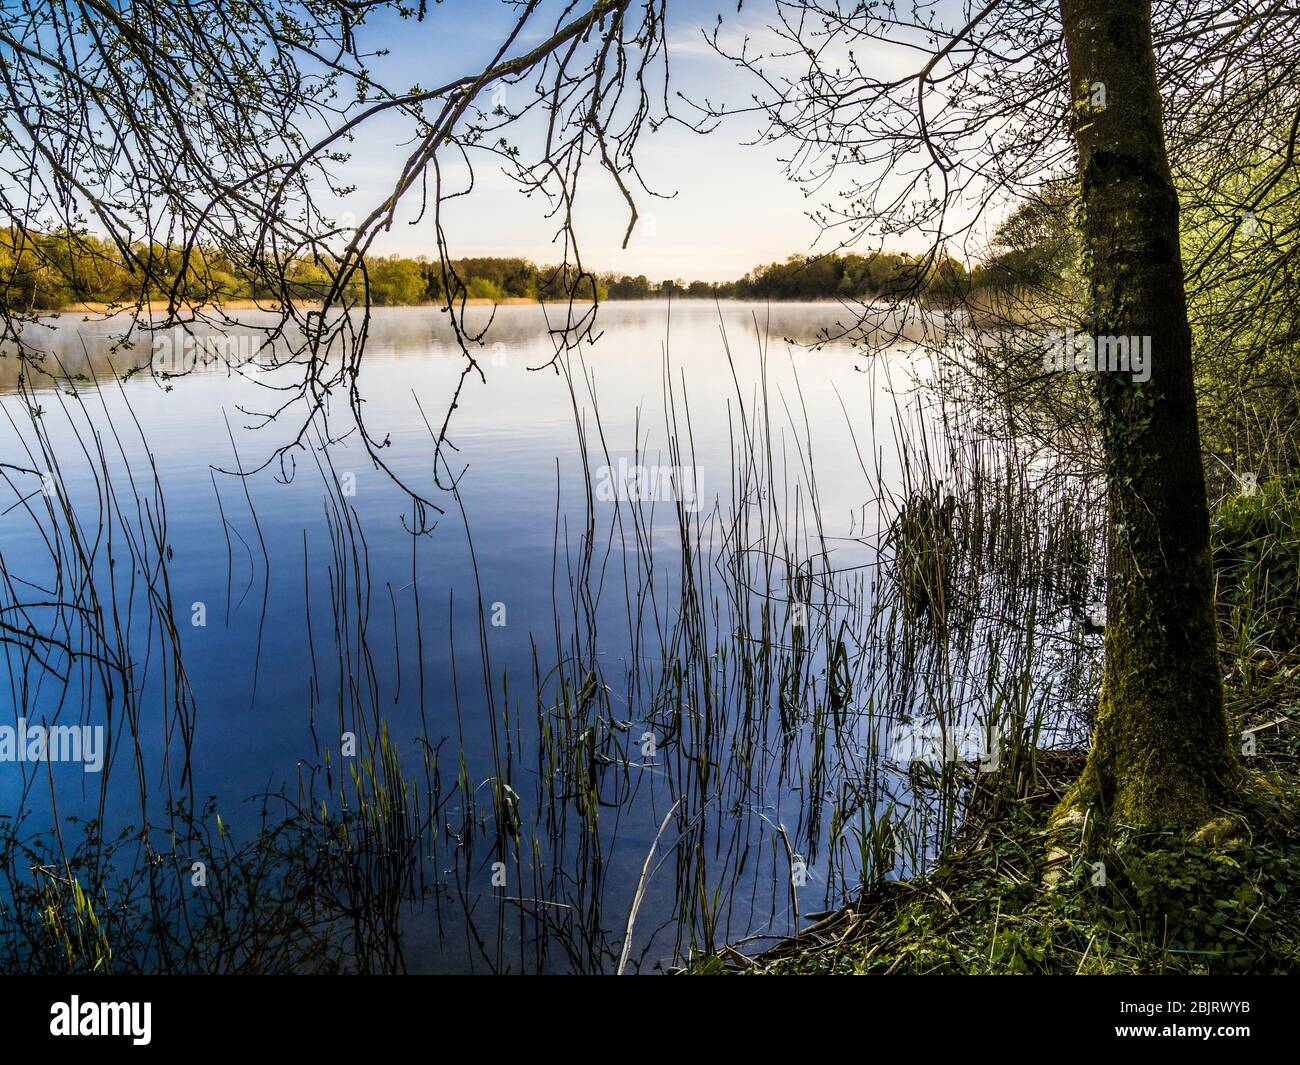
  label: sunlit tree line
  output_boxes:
[0,229,990,310]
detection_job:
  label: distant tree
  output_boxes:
[973,184,1080,296]
[368,256,427,306]
[465,276,507,301]
[605,273,652,299]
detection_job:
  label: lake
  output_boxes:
[0,300,1092,973]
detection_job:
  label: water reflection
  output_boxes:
[0,301,1093,973]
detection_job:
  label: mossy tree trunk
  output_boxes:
[1054,0,1235,829]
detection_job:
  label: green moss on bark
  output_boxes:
[1053,0,1235,830]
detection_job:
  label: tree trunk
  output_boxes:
[1054,0,1235,829]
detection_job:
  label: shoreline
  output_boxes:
[47,294,974,316]
[56,296,576,314]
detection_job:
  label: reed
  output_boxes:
[1,307,1105,973]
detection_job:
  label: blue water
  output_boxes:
[0,300,959,972]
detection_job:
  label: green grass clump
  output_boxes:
[690,750,1300,975]
[885,485,959,628]
[685,473,1300,977]
[1213,475,1300,652]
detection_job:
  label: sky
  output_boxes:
[330,0,931,282]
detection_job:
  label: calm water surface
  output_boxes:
[2,300,1040,972]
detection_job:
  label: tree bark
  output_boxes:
[1055,0,1235,829]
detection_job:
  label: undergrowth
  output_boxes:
[693,477,1300,975]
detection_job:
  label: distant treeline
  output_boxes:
[458,250,981,301]
[0,230,604,310]
[2,227,1002,311]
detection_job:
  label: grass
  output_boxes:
[697,749,1300,974]
[692,476,1300,975]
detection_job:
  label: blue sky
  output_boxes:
[331,0,905,281]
